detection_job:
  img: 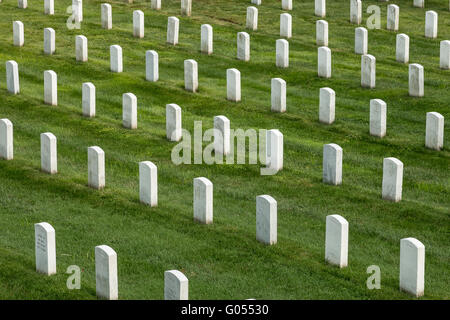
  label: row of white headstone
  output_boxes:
[32,213,426,299]
[34,222,189,300]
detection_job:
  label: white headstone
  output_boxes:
[276,39,289,68]
[370,99,386,138]
[425,112,444,151]
[361,54,376,88]
[166,104,182,142]
[387,4,399,31]
[82,82,96,117]
[44,0,54,15]
[319,87,335,124]
[35,222,56,275]
[425,11,437,38]
[396,34,409,63]
[167,17,179,45]
[110,45,123,73]
[318,46,331,78]
[355,27,368,55]
[72,0,83,23]
[184,59,198,93]
[201,24,213,55]
[382,157,403,202]
[440,40,450,69]
[400,238,425,297]
[151,0,161,10]
[41,133,57,174]
[133,10,144,38]
[271,78,286,113]
[0,119,13,160]
[413,0,424,8]
[315,0,326,17]
[13,21,24,47]
[227,68,241,102]
[18,0,27,9]
[214,116,230,156]
[122,93,137,129]
[146,50,159,82]
[95,245,118,300]
[75,35,88,62]
[237,32,250,61]
[101,3,112,30]
[350,0,362,24]
[323,143,342,185]
[88,146,105,190]
[316,20,328,46]
[6,60,19,95]
[44,70,57,106]
[193,177,213,224]
[256,195,277,245]
[280,13,292,39]
[325,215,348,268]
[265,129,283,172]
[44,28,55,55]
[282,0,292,10]
[139,161,157,207]
[409,63,424,97]
[181,0,192,16]
[251,0,261,5]
[246,7,258,31]
[164,270,188,300]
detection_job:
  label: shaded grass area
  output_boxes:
[0,0,448,299]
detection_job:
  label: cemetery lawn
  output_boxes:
[0,0,449,299]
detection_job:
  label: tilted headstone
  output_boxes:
[41,132,57,174]
[316,20,328,46]
[276,39,289,68]
[75,35,88,62]
[409,63,424,97]
[88,146,105,189]
[0,119,13,160]
[201,24,213,55]
[6,60,20,95]
[387,4,399,31]
[318,46,331,78]
[44,28,55,55]
[110,45,123,73]
[355,27,368,55]
[256,195,277,245]
[122,93,137,129]
[101,3,112,30]
[246,7,258,31]
[167,17,179,45]
[400,238,425,297]
[440,40,450,69]
[193,177,213,224]
[166,104,182,142]
[164,270,188,300]
[325,215,348,268]
[271,78,286,113]
[133,10,144,38]
[35,222,56,275]
[280,13,292,39]
[139,161,158,207]
[95,245,118,300]
[146,50,159,82]
[184,59,198,93]
[319,87,335,124]
[214,116,230,156]
[425,112,444,151]
[323,143,342,185]
[425,11,437,38]
[82,82,96,117]
[396,34,409,63]
[227,68,241,102]
[44,70,57,106]
[369,99,386,138]
[13,21,24,47]
[382,157,403,202]
[361,54,376,88]
[237,32,250,61]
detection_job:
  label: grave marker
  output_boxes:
[370,99,386,138]
[6,60,19,95]
[271,78,286,113]
[44,70,57,106]
[0,119,13,160]
[13,21,24,47]
[146,50,159,82]
[361,54,376,88]
[95,245,118,300]
[425,112,444,151]
[122,93,137,129]
[41,133,57,174]
[167,17,179,45]
[318,46,331,78]
[396,34,409,63]
[193,177,213,224]
[35,222,56,275]
[325,215,348,268]
[237,32,250,61]
[409,64,424,97]
[166,104,182,142]
[256,195,277,245]
[184,59,198,93]
[88,146,105,190]
[227,68,241,102]
[382,157,403,202]
[323,143,342,185]
[139,161,158,207]
[164,270,188,300]
[400,238,425,297]
[110,45,123,73]
[82,82,96,117]
[319,87,335,124]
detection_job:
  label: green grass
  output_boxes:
[0,0,448,300]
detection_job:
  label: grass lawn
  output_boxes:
[0,0,448,299]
